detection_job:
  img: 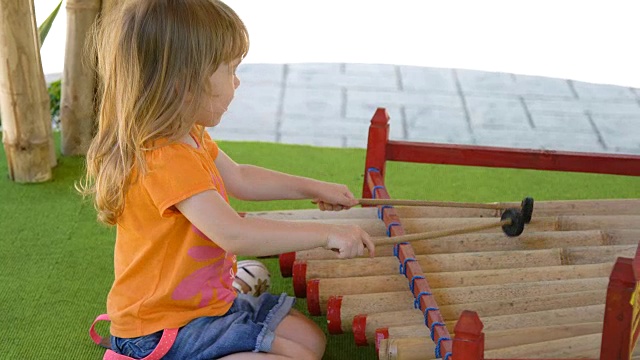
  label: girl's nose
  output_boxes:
[234,75,240,89]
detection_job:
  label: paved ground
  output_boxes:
[208,63,640,155]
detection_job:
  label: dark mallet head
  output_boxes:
[501,208,525,237]
[520,197,534,224]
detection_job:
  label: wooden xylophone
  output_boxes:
[255,108,640,359]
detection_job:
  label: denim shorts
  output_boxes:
[111,293,295,359]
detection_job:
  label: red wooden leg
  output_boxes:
[453,310,485,360]
[362,108,390,200]
[600,256,638,360]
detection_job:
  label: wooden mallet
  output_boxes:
[372,207,526,246]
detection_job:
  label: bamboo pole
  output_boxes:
[474,304,604,332]
[29,0,57,169]
[438,290,606,322]
[378,323,607,360]
[483,333,603,358]
[329,279,607,334]
[247,198,640,220]
[309,263,612,315]
[357,291,606,345]
[381,321,602,350]
[282,229,638,276]
[61,0,101,155]
[295,245,634,289]
[280,215,640,237]
[0,0,54,182]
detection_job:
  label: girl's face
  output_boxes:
[194,58,241,127]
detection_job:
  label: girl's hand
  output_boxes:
[313,182,358,211]
[326,225,375,259]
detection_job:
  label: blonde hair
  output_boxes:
[78,0,249,225]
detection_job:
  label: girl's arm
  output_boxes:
[215,149,357,210]
[175,189,375,258]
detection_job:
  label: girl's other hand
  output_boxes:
[313,182,358,211]
[326,225,375,259]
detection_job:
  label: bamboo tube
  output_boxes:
[245,207,379,220]
[378,322,604,360]
[438,290,605,321]
[282,229,637,276]
[309,263,611,315]
[468,304,604,332]
[281,215,640,237]
[352,309,424,346]
[399,215,640,234]
[378,337,430,360]
[358,291,605,345]
[308,274,406,315]
[0,0,53,182]
[295,245,633,289]
[61,0,101,155]
[327,292,415,334]
[434,277,608,306]
[382,321,602,349]
[246,198,640,220]
[300,248,562,283]
[329,280,607,334]
[483,333,603,358]
[29,1,57,169]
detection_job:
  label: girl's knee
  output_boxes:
[276,311,326,358]
[270,334,321,360]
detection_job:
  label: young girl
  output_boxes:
[80,0,375,359]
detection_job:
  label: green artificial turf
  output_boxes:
[1,136,640,359]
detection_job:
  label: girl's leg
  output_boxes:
[272,309,326,359]
[218,310,326,360]
[218,334,318,359]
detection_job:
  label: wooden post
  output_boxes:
[362,108,389,199]
[600,256,637,360]
[60,0,101,155]
[0,0,54,182]
[453,310,485,359]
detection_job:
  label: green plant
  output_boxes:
[38,1,63,49]
[48,79,62,127]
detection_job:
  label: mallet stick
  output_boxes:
[357,198,518,209]
[372,209,524,247]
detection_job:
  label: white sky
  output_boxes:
[36,0,640,88]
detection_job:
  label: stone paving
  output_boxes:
[208,63,640,155]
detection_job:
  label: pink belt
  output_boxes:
[89,314,178,360]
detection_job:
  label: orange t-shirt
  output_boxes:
[107,132,237,338]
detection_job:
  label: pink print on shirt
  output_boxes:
[172,241,236,307]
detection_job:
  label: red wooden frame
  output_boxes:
[361,107,640,360]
